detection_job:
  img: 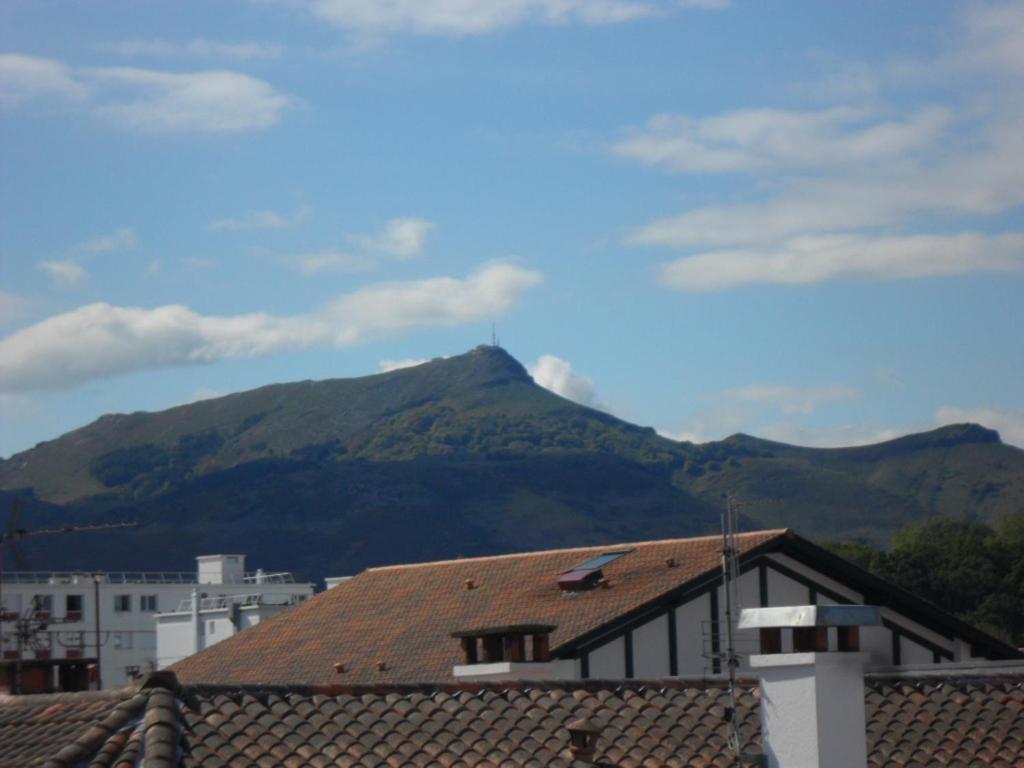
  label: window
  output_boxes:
[140,595,158,612]
[208,621,216,635]
[66,595,84,620]
[114,595,132,612]
[113,632,132,650]
[567,551,633,572]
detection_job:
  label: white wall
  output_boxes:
[632,614,670,678]
[676,593,710,676]
[589,636,625,678]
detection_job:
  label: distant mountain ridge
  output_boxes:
[2,346,1022,581]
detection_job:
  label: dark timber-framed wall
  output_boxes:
[562,534,1011,680]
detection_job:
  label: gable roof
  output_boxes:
[172,530,788,686]
[7,673,1024,767]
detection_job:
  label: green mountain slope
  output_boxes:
[2,346,1022,580]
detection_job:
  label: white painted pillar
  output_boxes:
[751,651,869,768]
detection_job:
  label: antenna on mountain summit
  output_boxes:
[491,323,500,348]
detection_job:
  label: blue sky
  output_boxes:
[1,0,1023,457]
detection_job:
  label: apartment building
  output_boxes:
[0,554,313,693]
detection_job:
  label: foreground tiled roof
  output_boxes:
[173,530,789,686]
[5,674,1023,767]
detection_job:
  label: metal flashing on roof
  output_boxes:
[738,604,882,629]
[450,624,556,639]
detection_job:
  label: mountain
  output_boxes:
[2,346,1023,581]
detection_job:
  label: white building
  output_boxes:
[155,588,307,669]
[0,554,313,693]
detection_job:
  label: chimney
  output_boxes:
[738,605,881,768]
[566,717,602,764]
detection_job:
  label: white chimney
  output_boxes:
[738,605,881,768]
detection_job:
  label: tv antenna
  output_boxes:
[721,494,746,767]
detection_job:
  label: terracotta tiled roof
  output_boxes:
[172,530,789,686]
[6,674,1024,767]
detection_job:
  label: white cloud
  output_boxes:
[301,0,722,37]
[2,54,293,134]
[75,227,137,254]
[626,105,1024,251]
[379,358,430,372]
[613,107,947,174]
[892,2,1024,81]
[935,405,1024,450]
[727,383,860,416]
[291,251,372,275]
[0,292,29,326]
[350,218,434,260]
[0,262,542,391]
[0,53,87,107]
[528,354,600,408]
[658,381,869,446]
[209,206,311,231]
[188,386,226,403]
[658,232,1024,290]
[99,39,285,60]
[351,217,434,258]
[38,260,87,287]
[85,66,291,133]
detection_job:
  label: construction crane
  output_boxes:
[0,497,136,693]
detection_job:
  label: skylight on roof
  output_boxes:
[569,550,632,572]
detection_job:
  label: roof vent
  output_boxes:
[558,550,632,591]
[333,662,346,674]
[567,717,602,763]
[666,557,678,568]
[376,661,388,671]
[464,578,476,591]
[558,569,603,591]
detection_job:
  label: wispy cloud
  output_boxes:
[0,53,87,107]
[379,358,431,372]
[0,292,29,326]
[612,107,947,174]
[0,262,542,391]
[38,260,87,288]
[528,354,601,408]
[85,66,292,133]
[658,232,1024,291]
[209,206,312,232]
[99,39,285,61]
[660,381,865,445]
[300,0,723,38]
[290,251,373,275]
[75,227,137,254]
[350,217,434,258]
[2,54,292,134]
[620,4,1024,290]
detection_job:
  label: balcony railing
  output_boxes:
[173,592,305,612]
[1,570,298,585]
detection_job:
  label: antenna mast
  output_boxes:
[721,494,744,766]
